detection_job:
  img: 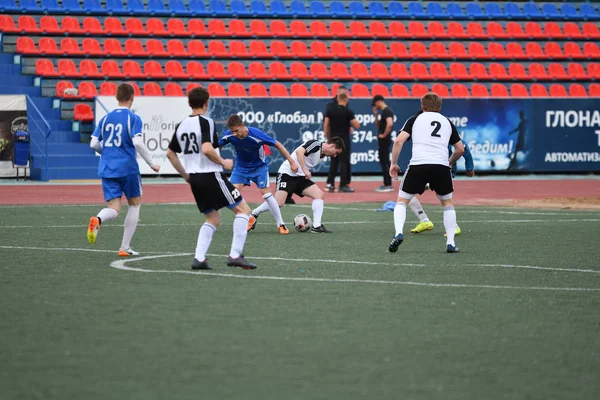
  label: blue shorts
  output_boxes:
[229,165,270,189]
[102,174,142,202]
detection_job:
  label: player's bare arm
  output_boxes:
[165,149,189,182]
[378,116,394,139]
[132,135,160,172]
[350,118,360,130]
[274,141,298,173]
[448,141,465,166]
[389,131,410,180]
[202,142,233,170]
[296,147,311,179]
[323,117,330,141]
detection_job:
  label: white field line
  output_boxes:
[2,218,600,229]
[109,254,600,293]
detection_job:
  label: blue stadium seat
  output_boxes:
[209,0,228,17]
[465,3,484,19]
[388,1,406,18]
[523,3,542,20]
[580,4,599,21]
[445,2,464,19]
[309,1,328,17]
[62,0,82,13]
[105,0,125,14]
[270,0,292,17]
[484,3,503,19]
[330,1,350,17]
[250,0,269,17]
[148,0,170,16]
[19,0,42,13]
[407,2,426,19]
[368,1,386,18]
[427,3,445,19]
[127,0,150,15]
[541,4,560,20]
[560,4,578,20]
[41,0,63,13]
[231,0,251,16]
[504,3,522,19]
[0,0,20,12]
[188,0,209,16]
[349,1,369,18]
[290,1,310,17]
[83,0,105,14]
[169,0,192,16]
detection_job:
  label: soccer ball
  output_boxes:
[294,214,312,232]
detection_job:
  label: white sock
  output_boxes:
[408,197,429,222]
[230,214,249,258]
[120,205,140,250]
[443,206,457,246]
[251,201,271,216]
[195,223,216,261]
[264,193,284,226]
[394,202,407,236]
[97,207,118,225]
[312,199,324,228]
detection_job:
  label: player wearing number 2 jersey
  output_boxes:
[165,87,256,270]
[388,93,465,254]
[87,83,160,256]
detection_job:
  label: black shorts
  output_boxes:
[276,173,315,197]
[401,164,453,196]
[189,172,243,214]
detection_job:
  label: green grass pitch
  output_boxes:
[1,203,599,400]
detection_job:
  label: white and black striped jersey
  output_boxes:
[278,140,322,177]
[168,114,221,174]
[401,111,461,167]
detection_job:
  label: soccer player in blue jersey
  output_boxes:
[219,114,299,234]
[86,83,160,256]
[409,139,475,234]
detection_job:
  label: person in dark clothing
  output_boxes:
[508,110,527,170]
[372,94,395,192]
[324,92,360,193]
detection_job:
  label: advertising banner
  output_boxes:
[0,95,28,177]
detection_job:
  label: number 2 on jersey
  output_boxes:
[104,123,123,147]
[181,133,200,154]
[430,121,442,138]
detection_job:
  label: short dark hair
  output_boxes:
[226,114,244,128]
[116,83,134,103]
[421,92,442,112]
[328,137,345,152]
[188,87,210,109]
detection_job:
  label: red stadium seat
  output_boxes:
[228,83,247,97]
[469,63,489,80]
[351,84,370,97]
[350,42,370,59]
[468,42,488,60]
[164,82,184,97]
[269,62,289,79]
[371,42,394,59]
[229,19,251,37]
[412,84,428,97]
[78,81,98,99]
[389,21,409,39]
[588,63,600,79]
[290,20,310,38]
[57,59,79,77]
[167,19,187,36]
[290,41,309,58]
[489,63,509,79]
[448,43,468,59]
[290,83,309,97]
[165,60,187,79]
[525,43,544,60]
[82,38,103,56]
[409,42,428,58]
[249,83,268,97]
[543,22,564,39]
[146,39,168,57]
[491,83,509,97]
[544,42,564,59]
[349,21,371,39]
[369,21,391,39]
[40,16,61,34]
[39,38,60,55]
[147,18,167,36]
[249,62,270,79]
[392,84,410,97]
[83,17,103,35]
[100,81,117,96]
[144,82,162,96]
[105,17,126,35]
[410,63,429,79]
[350,62,370,80]
[186,83,202,94]
[208,20,227,37]
[510,84,529,97]
[530,84,549,97]
[466,22,487,39]
[549,84,568,97]
[370,63,391,80]
[449,63,469,80]
[208,40,229,57]
[488,43,508,60]
[330,21,351,39]
[309,62,329,79]
[101,60,123,78]
[269,83,289,97]
[124,39,145,56]
[188,40,207,57]
[330,62,351,79]
[563,22,585,40]
[451,84,469,98]
[390,63,410,79]
[508,63,528,80]
[430,62,450,79]
[207,83,226,97]
[270,20,291,38]
[123,60,145,79]
[36,59,58,77]
[125,18,145,35]
[0,15,18,33]
[167,39,187,57]
[506,22,527,39]
[207,61,229,79]
[447,22,468,39]
[569,84,587,97]
[310,41,330,58]
[74,104,94,121]
[408,21,427,38]
[144,60,165,78]
[564,42,584,59]
[331,41,350,58]
[427,21,448,39]
[589,84,600,96]
[80,60,102,78]
[250,40,270,58]
[506,43,526,59]
[311,83,330,97]
[568,63,588,79]
[60,38,82,56]
[309,21,330,38]
[471,83,490,97]
[229,40,249,57]
[429,42,449,59]
[487,24,508,38]
[584,43,600,59]
[249,20,271,37]
[371,83,390,97]
[188,19,207,36]
[582,23,600,40]
[548,63,568,79]
[529,63,549,80]
[56,81,75,98]
[228,61,248,79]
[18,15,39,33]
[128,82,142,98]
[525,22,544,39]
[270,40,290,58]
[431,83,449,97]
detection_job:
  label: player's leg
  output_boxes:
[430,166,459,253]
[227,200,257,269]
[300,183,331,233]
[409,196,434,233]
[192,209,220,270]
[88,177,122,244]
[188,173,220,270]
[389,166,425,252]
[118,174,144,256]
[253,165,288,234]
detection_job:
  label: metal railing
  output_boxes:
[26,95,52,178]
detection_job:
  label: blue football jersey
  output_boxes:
[92,107,143,178]
[219,126,277,170]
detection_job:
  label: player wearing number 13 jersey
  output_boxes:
[165,87,256,270]
[87,83,160,257]
[388,93,465,254]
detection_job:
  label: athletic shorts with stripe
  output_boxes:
[276,173,315,197]
[401,164,453,196]
[189,172,243,214]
